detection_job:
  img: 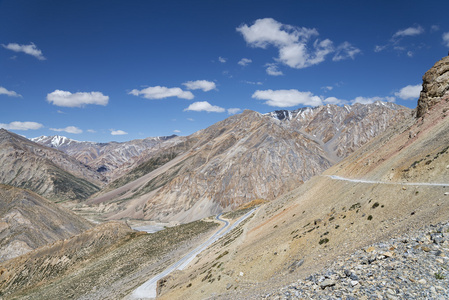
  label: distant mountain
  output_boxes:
[0,184,92,262]
[87,101,411,223]
[0,129,103,202]
[31,134,183,181]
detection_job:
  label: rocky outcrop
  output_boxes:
[0,184,92,262]
[416,55,449,118]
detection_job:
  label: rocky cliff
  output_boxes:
[416,55,449,118]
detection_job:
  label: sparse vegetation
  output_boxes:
[372,202,380,209]
[434,272,445,280]
[319,238,329,245]
[367,215,373,220]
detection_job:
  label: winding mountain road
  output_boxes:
[326,175,449,187]
[130,208,257,299]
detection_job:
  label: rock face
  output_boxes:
[0,184,92,262]
[90,102,410,223]
[31,134,183,181]
[0,129,103,201]
[416,55,449,118]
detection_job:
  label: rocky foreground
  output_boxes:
[262,221,449,300]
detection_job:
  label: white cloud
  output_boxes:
[47,90,109,107]
[394,84,421,100]
[352,96,395,104]
[50,126,82,134]
[333,42,361,61]
[227,108,241,115]
[443,32,449,47]
[238,58,252,66]
[0,86,21,97]
[2,42,46,60]
[265,63,283,76]
[184,101,226,113]
[187,118,194,121]
[0,121,43,130]
[242,80,263,85]
[173,129,181,133]
[431,25,440,32]
[129,86,194,100]
[87,129,96,133]
[237,18,359,70]
[374,45,387,53]
[218,56,227,63]
[110,129,128,135]
[323,97,347,105]
[252,89,323,107]
[322,86,333,91]
[393,26,424,38]
[407,51,414,57]
[182,80,216,92]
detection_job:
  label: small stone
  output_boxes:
[350,280,359,286]
[418,279,427,284]
[444,192,449,196]
[422,246,431,252]
[320,279,336,289]
[365,246,376,253]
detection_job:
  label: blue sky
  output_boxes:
[1,0,449,142]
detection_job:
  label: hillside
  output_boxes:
[83,102,410,223]
[0,184,92,262]
[153,56,449,299]
[0,129,103,202]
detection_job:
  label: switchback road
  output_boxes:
[130,208,257,299]
[326,175,448,187]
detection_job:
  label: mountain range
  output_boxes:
[1,55,448,300]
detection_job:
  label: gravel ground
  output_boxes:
[263,221,449,300]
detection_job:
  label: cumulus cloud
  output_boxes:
[47,90,109,107]
[50,126,83,134]
[252,89,323,107]
[265,63,283,76]
[218,56,227,63]
[182,80,216,92]
[443,32,449,47]
[184,101,225,113]
[0,86,21,97]
[129,86,194,100]
[227,108,241,115]
[393,26,424,38]
[352,96,395,104]
[394,84,421,100]
[0,121,43,130]
[238,58,252,66]
[2,42,46,60]
[110,129,128,135]
[237,18,359,70]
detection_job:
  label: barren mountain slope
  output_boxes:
[156,56,449,300]
[87,103,409,224]
[31,134,183,181]
[0,129,103,201]
[0,184,92,262]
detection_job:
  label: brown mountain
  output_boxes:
[0,129,104,202]
[31,134,183,181]
[86,101,410,223]
[153,55,449,299]
[0,184,92,262]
